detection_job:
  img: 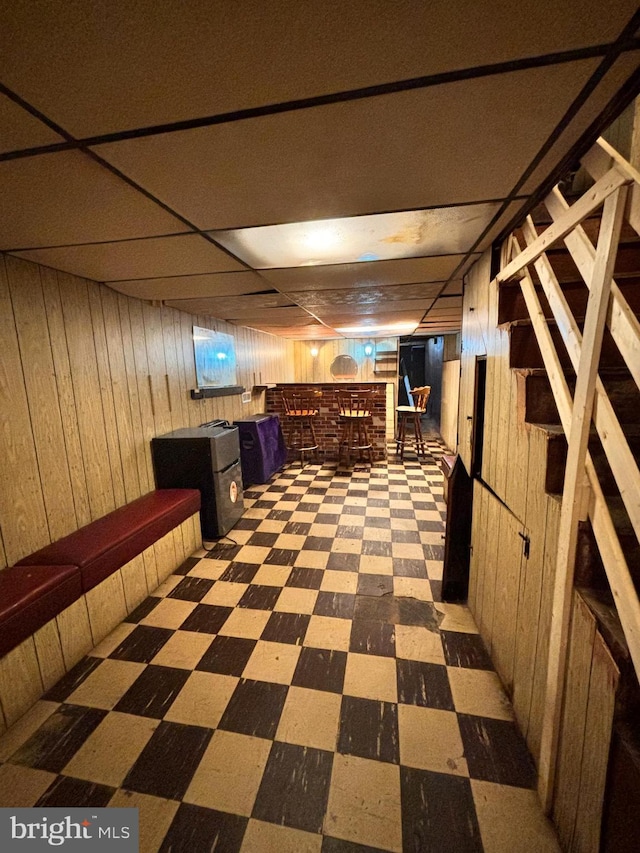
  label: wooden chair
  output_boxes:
[395,385,431,460]
[337,389,375,466]
[281,390,321,465]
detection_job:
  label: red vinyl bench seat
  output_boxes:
[15,489,201,593]
[0,564,81,659]
[0,489,201,661]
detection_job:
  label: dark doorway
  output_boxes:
[442,355,485,602]
[424,337,444,428]
[398,337,444,428]
[398,341,426,406]
[472,357,487,478]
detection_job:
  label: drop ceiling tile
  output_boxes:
[424,307,463,318]
[109,271,270,301]
[417,323,462,333]
[474,200,534,252]
[426,317,462,322]
[95,59,598,229]
[212,205,499,268]
[228,307,313,322]
[180,292,297,320]
[521,50,640,196]
[0,150,185,250]
[262,256,469,292]
[164,303,313,324]
[242,324,339,340]
[442,280,464,295]
[418,318,462,327]
[0,94,64,154]
[312,298,432,319]
[433,296,463,309]
[331,308,425,326]
[11,234,245,282]
[1,1,632,135]
[286,282,443,308]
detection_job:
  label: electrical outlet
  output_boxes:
[241,391,251,404]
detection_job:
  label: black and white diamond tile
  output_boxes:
[0,434,558,852]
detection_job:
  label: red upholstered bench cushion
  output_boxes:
[16,489,201,593]
[0,564,82,658]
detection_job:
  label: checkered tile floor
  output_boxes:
[0,439,560,852]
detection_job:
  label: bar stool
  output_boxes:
[337,389,375,466]
[395,385,431,460]
[281,390,321,465]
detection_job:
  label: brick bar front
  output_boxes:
[265,383,389,462]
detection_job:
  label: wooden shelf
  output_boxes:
[190,385,245,399]
[374,351,398,374]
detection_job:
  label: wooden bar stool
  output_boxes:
[395,386,431,460]
[337,389,375,466]
[281,390,321,465]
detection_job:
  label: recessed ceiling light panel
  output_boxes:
[211,204,498,269]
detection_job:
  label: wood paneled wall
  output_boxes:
[457,253,492,472]
[292,337,397,384]
[292,337,399,439]
[440,359,460,452]
[0,253,294,569]
[462,248,619,846]
[463,250,568,762]
[553,592,619,853]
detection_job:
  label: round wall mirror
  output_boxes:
[330,354,358,379]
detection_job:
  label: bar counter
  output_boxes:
[265,382,390,462]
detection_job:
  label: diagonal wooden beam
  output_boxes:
[544,186,640,390]
[537,186,627,811]
[509,223,640,809]
[582,137,640,239]
[522,216,640,546]
[497,165,630,283]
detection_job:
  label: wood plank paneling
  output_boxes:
[0,252,294,569]
[491,509,525,694]
[0,638,44,726]
[162,304,185,431]
[180,311,201,428]
[552,592,619,853]
[42,267,91,528]
[504,365,530,522]
[459,220,626,841]
[573,633,619,853]
[58,271,115,519]
[55,596,93,670]
[553,593,596,850]
[33,620,66,691]
[458,252,490,473]
[118,293,152,494]
[102,288,140,502]
[7,257,76,542]
[528,494,562,763]
[467,478,485,616]
[129,299,160,489]
[493,328,512,502]
[88,283,126,508]
[440,359,460,452]
[512,427,546,737]
[0,257,49,563]
[143,300,171,436]
[479,488,503,651]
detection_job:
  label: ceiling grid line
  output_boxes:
[1,2,639,338]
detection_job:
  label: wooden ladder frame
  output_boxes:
[496,138,640,811]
